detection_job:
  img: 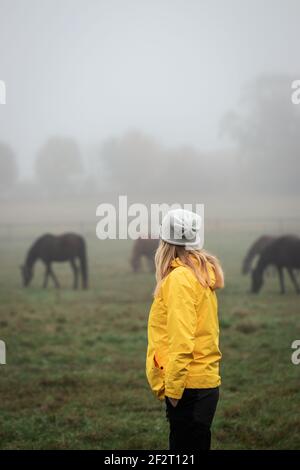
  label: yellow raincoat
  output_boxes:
[146,256,221,400]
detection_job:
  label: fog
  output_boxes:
[1,0,300,221]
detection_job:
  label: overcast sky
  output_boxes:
[0,0,299,177]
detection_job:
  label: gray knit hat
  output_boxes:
[160,209,202,250]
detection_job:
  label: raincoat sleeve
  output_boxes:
[163,268,201,399]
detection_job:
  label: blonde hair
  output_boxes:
[154,240,224,297]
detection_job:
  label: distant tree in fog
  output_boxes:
[0,142,18,195]
[165,145,218,197]
[35,137,83,194]
[100,130,223,198]
[221,75,300,194]
[100,131,166,194]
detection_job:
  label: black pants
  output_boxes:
[165,387,219,451]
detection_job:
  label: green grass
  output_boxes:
[0,231,300,449]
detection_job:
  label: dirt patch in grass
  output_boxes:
[235,321,260,334]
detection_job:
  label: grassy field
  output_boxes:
[0,229,300,449]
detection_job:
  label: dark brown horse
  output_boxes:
[242,235,275,274]
[20,233,88,289]
[130,237,158,272]
[251,235,300,294]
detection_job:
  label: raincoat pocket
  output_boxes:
[146,351,165,401]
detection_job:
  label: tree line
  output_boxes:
[1,74,299,199]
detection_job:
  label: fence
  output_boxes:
[1,217,300,243]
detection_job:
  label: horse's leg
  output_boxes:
[49,264,60,288]
[43,264,50,288]
[70,259,78,290]
[137,255,142,272]
[132,254,141,272]
[287,268,300,294]
[277,266,285,294]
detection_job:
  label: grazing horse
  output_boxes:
[20,233,88,289]
[251,235,300,294]
[130,237,158,272]
[242,235,275,275]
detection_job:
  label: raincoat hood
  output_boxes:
[170,256,216,289]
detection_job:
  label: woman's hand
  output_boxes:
[167,397,179,407]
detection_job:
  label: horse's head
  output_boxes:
[20,264,33,287]
[251,267,263,293]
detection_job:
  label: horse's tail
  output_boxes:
[79,238,88,289]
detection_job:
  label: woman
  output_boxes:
[146,209,224,450]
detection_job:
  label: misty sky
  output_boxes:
[0,0,299,177]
